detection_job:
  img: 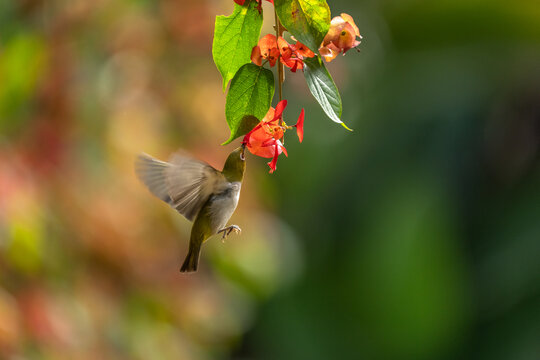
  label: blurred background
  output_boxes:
[1,0,539,359]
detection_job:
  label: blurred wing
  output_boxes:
[135,152,225,221]
[135,154,173,205]
[166,152,225,221]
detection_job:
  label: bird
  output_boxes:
[135,145,246,272]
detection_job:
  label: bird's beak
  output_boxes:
[240,143,246,161]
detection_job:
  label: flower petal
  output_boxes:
[267,143,280,173]
[322,16,346,46]
[267,48,280,67]
[340,13,361,38]
[320,43,340,62]
[295,108,304,142]
[274,100,287,121]
[251,46,262,66]
[261,138,276,147]
[246,133,276,158]
[258,34,278,56]
[278,140,288,157]
[244,121,283,158]
[242,121,263,144]
[277,36,292,60]
[335,23,359,53]
[292,42,315,58]
[282,57,303,72]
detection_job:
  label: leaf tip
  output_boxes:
[340,122,353,131]
[221,134,234,145]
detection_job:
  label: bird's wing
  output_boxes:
[135,154,173,205]
[166,152,226,221]
[135,152,225,221]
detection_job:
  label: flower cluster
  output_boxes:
[242,100,304,173]
[319,13,362,62]
[251,34,315,72]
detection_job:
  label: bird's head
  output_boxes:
[222,144,246,182]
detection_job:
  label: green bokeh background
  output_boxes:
[1,0,539,359]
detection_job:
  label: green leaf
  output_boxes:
[212,0,263,92]
[304,56,351,130]
[223,63,275,144]
[274,0,331,53]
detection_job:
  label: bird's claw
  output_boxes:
[218,225,241,242]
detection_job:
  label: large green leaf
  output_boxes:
[274,0,330,53]
[223,64,275,144]
[304,56,351,130]
[213,0,263,92]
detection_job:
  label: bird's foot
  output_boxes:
[218,225,241,242]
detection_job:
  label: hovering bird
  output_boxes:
[135,146,246,272]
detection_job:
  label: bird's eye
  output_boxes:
[240,152,245,161]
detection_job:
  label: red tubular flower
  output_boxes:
[242,101,286,158]
[319,13,362,62]
[244,122,284,158]
[243,100,305,173]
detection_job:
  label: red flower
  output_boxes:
[252,35,315,72]
[277,36,293,60]
[243,100,285,156]
[242,100,305,173]
[277,37,303,72]
[291,41,315,58]
[319,13,362,62]
[244,118,284,158]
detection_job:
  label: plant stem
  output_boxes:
[274,7,284,104]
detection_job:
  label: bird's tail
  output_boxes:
[180,242,201,273]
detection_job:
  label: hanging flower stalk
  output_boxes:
[213,0,362,173]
